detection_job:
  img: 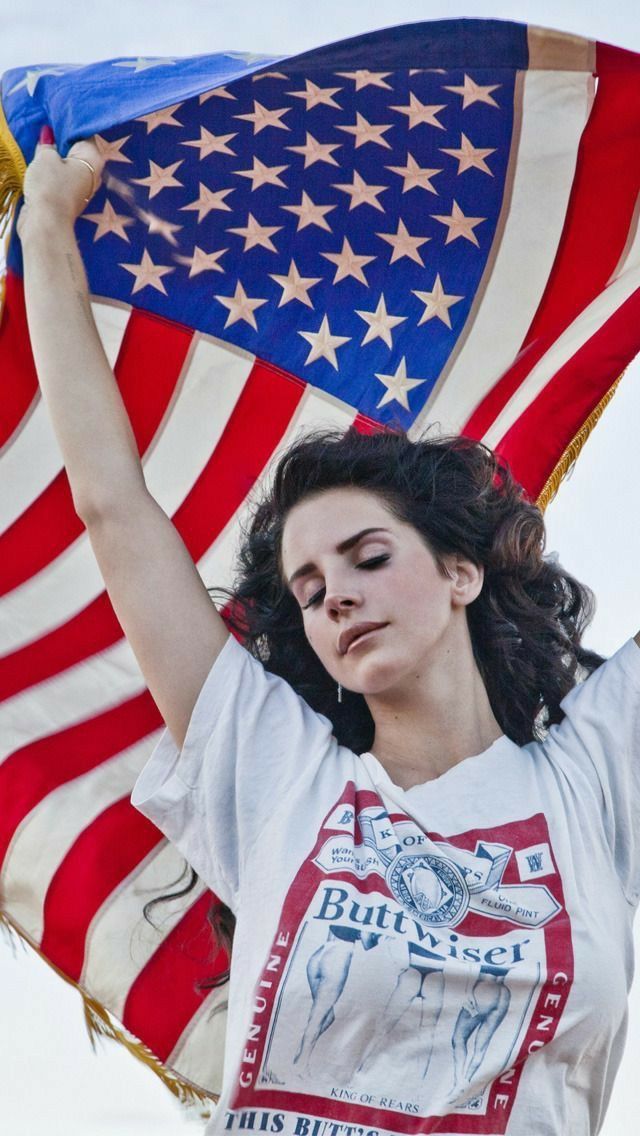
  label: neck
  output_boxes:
[366,616,504,790]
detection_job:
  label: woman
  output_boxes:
[17,133,640,1134]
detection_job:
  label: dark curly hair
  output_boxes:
[145,424,605,987]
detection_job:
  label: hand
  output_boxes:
[17,129,105,241]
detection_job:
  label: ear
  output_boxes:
[448,555,484,607]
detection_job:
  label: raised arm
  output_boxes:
[18,134,230,749]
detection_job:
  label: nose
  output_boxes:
[324,586,362,619]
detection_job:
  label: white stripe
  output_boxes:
[166,987,228,1095]
[483,265,640,450]
[0,335,253,655]
[0,733,161,945]
[410,70,594,438]
[0,398,62,533]
[0,637,145,761]
[0,302,130,533]
[82,843,207,1018]
[199,384,358,594]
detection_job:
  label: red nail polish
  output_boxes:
[39,124,55,145]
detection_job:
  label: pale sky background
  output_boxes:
[0,1,639,1132]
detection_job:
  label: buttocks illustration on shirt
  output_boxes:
[226,783,573,1135]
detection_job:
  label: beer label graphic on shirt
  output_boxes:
[226,785,573,1135]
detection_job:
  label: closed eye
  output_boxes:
[301,554,390,610]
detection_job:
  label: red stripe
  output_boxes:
[0,305,194,595]
[522,69,640,349]
[495,287,640,498]
[597,41,640,74]
[40,798,162,977]
[0,360,305,700]
[123,892,228,1061]
[170,359,305,556]
[352,412,385,435]
[0,272,39,450]
[0,690,161,871]
[464,67,640,442]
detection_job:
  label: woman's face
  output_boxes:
[280,486,482,698]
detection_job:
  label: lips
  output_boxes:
[338,622,388,656]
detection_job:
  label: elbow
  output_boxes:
[73,481,149,528]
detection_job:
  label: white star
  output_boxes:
[174,245,228,276]
[413,274,464,328]
[113,58,177,73]
[288,79,342,110]
[234,100,290,133]
[235,157,288,191]
[136,103,183,132]
[281,191,336,232]
[355,294,407,348]
[104,173,136,205]
[200,86,237,103]
[299,315,351,370]
[181,127,237,159]
[390,94,446,130]
[8,67,66,96]
[376,219,430,265]
[443,75,501,109]
[120,249,175,295]
[386,153,441,194]
[336,112,394,149]
[252,71,288,82]
[440,133,495,175]
[321,237,376,285]
[332,170,387,212]
[94,134,133,164]
[336,70,393,90]
[132,159,184,198]
[137,209,183,246]
[269,260,321,308]
[227,212,282,252]
[81,199,135,242]
[375,357,426,409]
[214,281,268,330]
[180,184,234,222]
[432,200,486,246]
[286,132,342,168]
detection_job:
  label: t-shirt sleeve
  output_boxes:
[545,637,640,905]
[130,633,338,910]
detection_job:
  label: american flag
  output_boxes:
[0,19,639,1104]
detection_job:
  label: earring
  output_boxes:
[337,683,343,703]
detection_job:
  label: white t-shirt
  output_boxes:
[131,633,640,1136]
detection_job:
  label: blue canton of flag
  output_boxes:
[5,52,514,429]
[90,67,513,428]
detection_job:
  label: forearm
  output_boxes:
[21,213,146,519]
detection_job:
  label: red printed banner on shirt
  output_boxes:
[229,787,573,1135]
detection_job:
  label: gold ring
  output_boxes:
[67,155,98,203]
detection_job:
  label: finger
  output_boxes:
[38,124,56,147]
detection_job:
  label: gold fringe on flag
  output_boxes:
[535,375,624,512]
[0,93,26,316]
[0,93,25,221]
[0,908,216,1117]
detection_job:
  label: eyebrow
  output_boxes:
[287,528,391,588]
